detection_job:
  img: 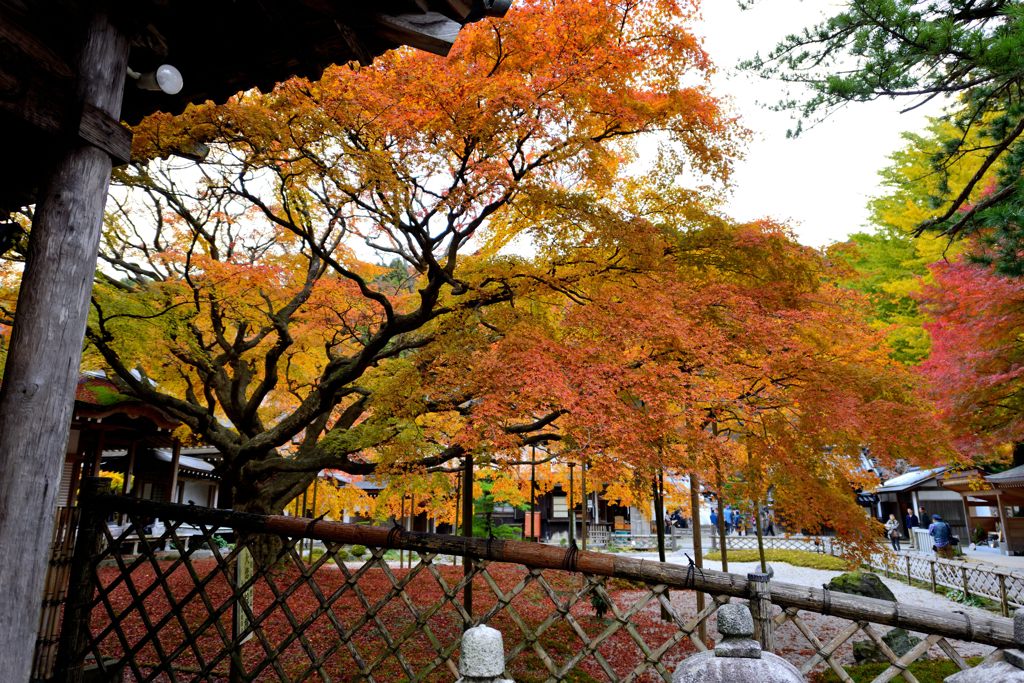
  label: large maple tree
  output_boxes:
[71,0,740,517]
[445,187,951,550]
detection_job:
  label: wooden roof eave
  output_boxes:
[0,0,513,213]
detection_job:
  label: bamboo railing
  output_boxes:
[41,482,1021,682]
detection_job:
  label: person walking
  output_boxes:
[929,514,955,559]
[885,514,902,552]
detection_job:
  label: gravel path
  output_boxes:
[622,548,997,669]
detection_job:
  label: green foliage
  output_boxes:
[944,589,987,608]
[458,479,524,541]
[589,591,612,619]
[831,228,932,363]
[812,656,983,683]
[748,0,1024,272]
[211,535,229,550]
[705,549,849,571]
[350,545,367,558]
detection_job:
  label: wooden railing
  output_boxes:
[864,550,1024,617]
[41,479,1018,682]
[709,532,838,555]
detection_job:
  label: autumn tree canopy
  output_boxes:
[66,0,740,515]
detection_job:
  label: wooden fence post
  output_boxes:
[930,560,937,593]
[53,477,109,683]
[999,574,1009,617]
[747,572,774,653]
[961,564,970,598]
[906,556,912,585]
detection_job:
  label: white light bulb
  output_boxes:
[155,64,183,95]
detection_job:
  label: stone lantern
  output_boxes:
[672,603,804,683]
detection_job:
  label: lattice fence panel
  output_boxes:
[71,511,726,682]
[46,495,1011,683]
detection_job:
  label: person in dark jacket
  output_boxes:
[905,507,920,534]
[929,514,954,559]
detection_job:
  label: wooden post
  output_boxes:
[1000,573,1009,617]
[454,470,462,566]
[568,462,576,547]
[961,564,970,598]
[581,461,588,551]
[399,495,406,569]
[168,439,182,504]
[530,446,537,542]
[748,572,775,653]
[462,454,473,617]
[0,12,128,679]
[122,441,136,496]
[906,556,912,585]
[53,477,109,682]
[89,431,105,478]
[930,559,937,593]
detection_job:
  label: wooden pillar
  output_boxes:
[0,12,128,680]
[168,440,182,505]
[122,441,136,496]
[997,492,1010,553]
[89,431,105,478]
[962,495,974,546]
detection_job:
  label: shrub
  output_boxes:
[211,535,229,550]
[350,544,367,558]
[704,549,849,571]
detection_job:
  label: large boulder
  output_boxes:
[853,627,922,664]
[828,571,897,602]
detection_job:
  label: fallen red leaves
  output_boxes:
[88,558,699,682]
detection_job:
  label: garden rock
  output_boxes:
[852,627,921,664]
[827,571,896,602]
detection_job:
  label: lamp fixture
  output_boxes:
[126,64,183,95]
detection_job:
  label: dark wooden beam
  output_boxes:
[0,10,129,680]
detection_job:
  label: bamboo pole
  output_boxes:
[88,493,1018,648]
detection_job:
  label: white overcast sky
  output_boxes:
[692,0,945,247]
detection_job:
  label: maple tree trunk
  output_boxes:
[690,471,706,639]
[653,471,672,621]
[462,454,474,616]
